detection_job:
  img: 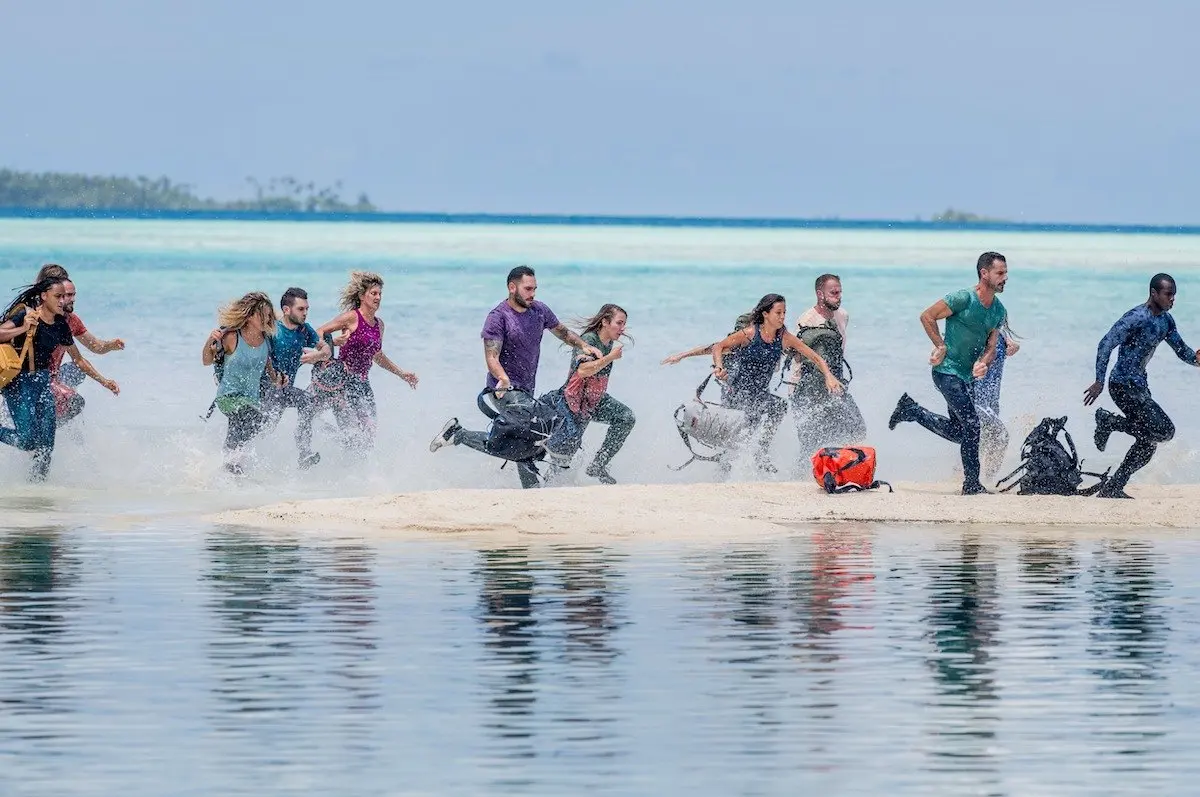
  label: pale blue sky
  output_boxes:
[3,0,1197,222]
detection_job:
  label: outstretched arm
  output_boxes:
[1165,326,1200,366]
[76,330,125,355]
[1085,314,1134,405]
[65,344,119,395]
[661,342,716,365]
[551,324,603,359]
[315,310,357,340]
[373,351,419,388]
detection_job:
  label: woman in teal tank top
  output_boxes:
[201,292,282,476]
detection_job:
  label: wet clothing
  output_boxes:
[1104,382,1175,493]
[262,385,319,459]
[908,371,984,491]
[49,316,89,424]
[6,310,74,371]
[1093,306,1194,493]
[215,332,270,407]
[1,312,72,481]
[272,321,320,385]
[454,390,545,489]
[726,324,787,463]
[481,300,560,393]
[935,289,1007,383]
[789,309,864,456]
[0,370,56,481]
[49,313,87,374]
[972,333,1008,414]
[1095,304,1198,387]
[546,331,635,471]
[338,310,381,380]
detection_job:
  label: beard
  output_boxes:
[63,303,75,314]
[512,293,532,309]
[822,298,841,311]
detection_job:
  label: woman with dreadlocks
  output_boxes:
[201,291,283,475]
[0,275,120,481]
[312,271,419,450]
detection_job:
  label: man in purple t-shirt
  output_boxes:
[428,265,600,488]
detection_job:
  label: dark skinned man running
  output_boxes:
[1084,273,1199,499]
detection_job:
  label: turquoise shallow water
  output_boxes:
[1,219,1200,793]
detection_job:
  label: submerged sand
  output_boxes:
[208,481,1200,540]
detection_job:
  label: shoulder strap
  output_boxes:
[17,318,36,372]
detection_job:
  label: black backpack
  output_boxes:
[485,391,564,463]
[996,416,1109,496]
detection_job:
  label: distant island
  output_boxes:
[0,168,376,213]
[927,208,1008,223]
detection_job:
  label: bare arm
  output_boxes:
[551,324,603,358]
[920,299,954,365]
[201,330,235,365]
[0,316,33,345]
[711,327,754,380]
[483,338,509,389]
[372,350,419,388]
[661,342,716,365]
[76,330,124,355]
[575,343,623,378]
[66,344,119,395]
[316,310,357,340]
[972,328,1001,379]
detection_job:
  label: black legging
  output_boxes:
[1106,382,1175,491]
[453,390,542,489]
[907,371,983,490]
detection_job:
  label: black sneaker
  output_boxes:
[961,483,992,495]
[1094,408,1117,452]
[1096,486,1134,499]
[889,393,917,430]
[299,452,321,470]
[586,464,617,485]
[429,418,460,452]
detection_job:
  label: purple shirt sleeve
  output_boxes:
[481,307,505,342]
[540,303,560,331]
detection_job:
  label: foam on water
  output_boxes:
[4,218,1200,510]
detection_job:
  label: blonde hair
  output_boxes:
[339,271,384,311]
[218,291,277,334]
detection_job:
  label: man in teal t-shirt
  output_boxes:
[888,252,1009,495]
[263,287,331,469]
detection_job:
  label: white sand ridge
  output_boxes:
[207,481,1200,540]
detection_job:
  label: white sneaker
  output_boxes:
[429,418,460,452]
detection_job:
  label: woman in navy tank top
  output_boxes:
[711,293,843,473]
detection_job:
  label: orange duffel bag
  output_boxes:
[812,446,892,493]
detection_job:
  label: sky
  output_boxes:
[2,0,1198,223]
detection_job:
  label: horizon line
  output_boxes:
[2,206,1199,236]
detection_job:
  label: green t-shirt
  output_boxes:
[574,331,614,377]
[934,288,1007,382]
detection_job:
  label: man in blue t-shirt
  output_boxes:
[263,287,331,469]
[888,252,1009,495]
[428,265,601,488]
[1084,273,1199,498]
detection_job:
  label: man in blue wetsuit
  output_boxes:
[1084,273,1200,499]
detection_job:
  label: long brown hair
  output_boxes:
[217,291,277,334]
[339,271,384,311]
[575,303,632,343]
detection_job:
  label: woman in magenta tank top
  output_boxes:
[313,271,419,448]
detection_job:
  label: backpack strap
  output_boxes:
[669,402,727,471]
[822,471,893,493]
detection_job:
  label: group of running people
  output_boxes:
[1,255,1194,498]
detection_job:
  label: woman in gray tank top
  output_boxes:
[201,292,282,476]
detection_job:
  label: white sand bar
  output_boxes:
[208,482,1200,540]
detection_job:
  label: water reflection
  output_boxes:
[1087,540,1169,759]
[474,545,627,781]
[202,527,380,723]
[922,536,1001,776]
[0,527,80,738]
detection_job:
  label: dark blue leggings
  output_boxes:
[0,370,56,482]
[1107,382,1174,491]
[909,371,983,489]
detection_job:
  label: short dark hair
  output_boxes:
[36,264,69,282]
[280,287,308,309]
[506,265,536,287]
[1150,273,1176,293]
[976,252,1006,279]
[815,273,840,292]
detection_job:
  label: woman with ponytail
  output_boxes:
[543,303,636,484]
[0,277,120,481]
